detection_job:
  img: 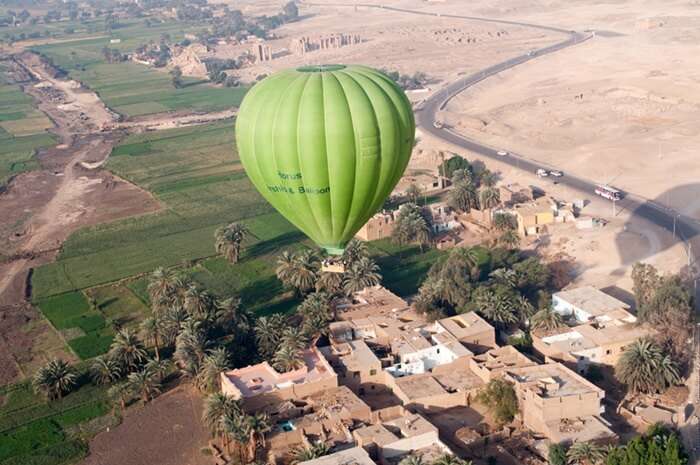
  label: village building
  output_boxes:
[296,447,376,465]
[320,339,385,395]
[353,411,453,465]
[469,345,538,382]
[532,312,650,373]
[551,286,631,323]
[355,210,396,241]
[220,347,337,410]
[513,196,574,237]
[434,312,497,353]
[335,286,412,321]
[264,386,372,462]
[394,173,450,198]
[503,363,615,444]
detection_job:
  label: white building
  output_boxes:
[386,330,472,377]
[552,286,630,323]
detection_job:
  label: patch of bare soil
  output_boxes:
[0,302,77,385]
[81,387,211,465]
[0,133,161,305]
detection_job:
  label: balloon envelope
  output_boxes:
[235,64,415,254]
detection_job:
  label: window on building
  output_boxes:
[370,369,377,376]
[353,372,359,378]
[606,349,611,355]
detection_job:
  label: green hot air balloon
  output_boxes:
[235,64,415,255]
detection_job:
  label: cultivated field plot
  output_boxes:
[31,121,292,300]
[32,20,247,117]
[0,380,111,465]
[35,291,115,360]
[0,63,56,185]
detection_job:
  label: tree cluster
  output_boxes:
[381,69,431,90]
[392,203,433,252]
[631,262,694,356]
[414,244,551,325]
[549,424,687,465]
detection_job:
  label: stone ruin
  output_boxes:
[255,43,273,62]
[289,33,362,56]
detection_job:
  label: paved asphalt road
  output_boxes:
[306,1,700,266]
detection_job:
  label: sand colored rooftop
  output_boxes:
[505,362,603,398]
[337,285,411,320]
[554,286,630,318]
[437,312,493,340]
[296,447,376,465]
[221,347,336,399]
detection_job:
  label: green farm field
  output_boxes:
[0,63,56,186]
[31,20,248,117]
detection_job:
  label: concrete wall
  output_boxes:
[380,431,440,461]
[241,374,338,411]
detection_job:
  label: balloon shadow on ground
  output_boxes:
[615,183,700,267]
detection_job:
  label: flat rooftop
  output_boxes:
[303,385,369,416]
[384,412,437,438]
[437,312,494,340]
[546,415,616,444]
[296,447,375,465]
[336,285,410,319]
[514,196,555,217]
[222,347,335,398]
[394,374,448,400]
[554,286,630,317]
[322,339,381,372]
[506,363,603,398]
[434,367,484,392]
[353,423,399,447]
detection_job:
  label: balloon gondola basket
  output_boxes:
[321,258,345,274]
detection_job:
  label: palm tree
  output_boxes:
[90,355,122,386]
[33,359,78,400]
[291,442,330,464]
[161,304,188,347]
[479,185,500,210]
[222,409,251,464]
[147,266,176,310]
[398,455,424,465]
[474,289,518,326]
[215,296,250,333]
[343,257,382,295]
[254,315,285,361]
[530,306,565,332]
[276,250,319,295]
[140,316,162,360]
[316,271,344,295]
[493,213,515,231]
[448,179,476,213]
[498,230,520,249]
[203,392,241,452]
[184,284,215,320]
[480,170,497,187]
[615,337,681,394]
[247,412,271,450]
[127,366,162,404]
[144,358,171,383]
[197,347,231,392]
[273,344,305,372]
[215,222,249,264]
[174,319,210,379]
[342,239,369,266]
[566,441,606,465]
[516,295,535,323]
[108,381,131,413]
[109,328,148,372]
[246,412,271,459]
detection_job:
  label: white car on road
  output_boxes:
[549,170,563,177]
[497,150,508,156]
[536,168,549,177]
